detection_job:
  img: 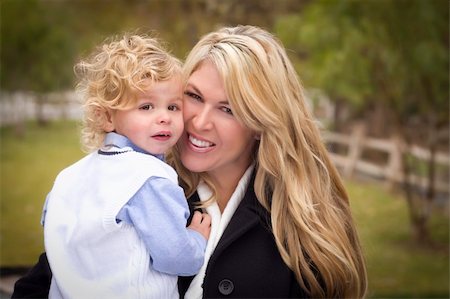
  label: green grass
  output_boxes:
[1,120,85,265]
[348,181,449,298]
[1,121,449,298]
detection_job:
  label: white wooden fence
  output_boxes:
[0,91,82,125]
[322,124,449,195]
[1,92,448,197]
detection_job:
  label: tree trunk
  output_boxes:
[14,121,26,138]
[370,100,387,138]
[400,129,432,245]
[35,94,49,126]
[329,97,345,154]
[425,120,437,205]
[411,214,431,244]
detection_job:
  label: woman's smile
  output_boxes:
[188,133,215,149]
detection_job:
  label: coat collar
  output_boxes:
[195,170,271,265]
[180,170,272,295]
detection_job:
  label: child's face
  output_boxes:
[109,77,184,155]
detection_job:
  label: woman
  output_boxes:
[13,25,367,298]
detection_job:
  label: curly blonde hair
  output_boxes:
[170,25,367,298]
[75,33,182,152]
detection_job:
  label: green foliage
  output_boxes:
[275,0,449,248]
[275,0,449,126]
[276,5,372,108]
[1,0,77,93]
[1,0,305,96]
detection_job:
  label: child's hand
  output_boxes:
[188,211,211,240]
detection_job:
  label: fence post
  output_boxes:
[343,123,365,178]
[385,135,404,188]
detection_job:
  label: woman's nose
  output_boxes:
[191,107,213,130]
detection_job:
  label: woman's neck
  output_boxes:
[215,185,235,213]
[209,165,250,213]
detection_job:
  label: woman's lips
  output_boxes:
[187,133,215,152]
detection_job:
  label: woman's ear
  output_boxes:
[99,108,115,132]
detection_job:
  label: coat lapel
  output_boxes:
[207,172,271,264]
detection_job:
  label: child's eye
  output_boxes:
[139,104,153,110]
[184,91,202,102]
[168,104,180,111]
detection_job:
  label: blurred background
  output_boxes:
[1,0,448,298]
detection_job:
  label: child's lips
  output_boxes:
[152,131,171,141]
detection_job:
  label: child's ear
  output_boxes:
[100,108,115,132]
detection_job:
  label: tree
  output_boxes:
[275,0,449,244]
[1,0,76,126]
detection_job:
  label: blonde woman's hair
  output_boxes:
[171,25,367,298]
[75,33,182,152]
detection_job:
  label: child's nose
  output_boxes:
[158,110,171,124]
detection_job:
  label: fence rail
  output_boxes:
[2,92,449,197]
[322,124,449,195]
[0,91,82,125]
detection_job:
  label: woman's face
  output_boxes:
[179,61,257,182]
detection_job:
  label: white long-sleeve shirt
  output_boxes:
[185,164,255,299]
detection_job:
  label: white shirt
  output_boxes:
[185,164,255,299]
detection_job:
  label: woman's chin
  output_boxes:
[181,155,208,173]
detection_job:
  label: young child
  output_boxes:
[42,33,211,299]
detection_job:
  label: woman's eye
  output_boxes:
[184,91,202,102]
[221,106,233,115]
[168,104,180,111]
[140,104,153,110]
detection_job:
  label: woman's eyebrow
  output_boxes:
[185,83,203,98]
[185,82,229,104]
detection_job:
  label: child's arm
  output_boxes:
[188,211,211,240]
[116,177,210,276]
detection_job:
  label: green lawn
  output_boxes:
[1,121,85,265]
[348,181,449,298]
[1,120,449,298]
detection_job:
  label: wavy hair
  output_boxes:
[171,25,367,298]
[75,33,182,152]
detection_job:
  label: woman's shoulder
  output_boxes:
[12,253,52,298]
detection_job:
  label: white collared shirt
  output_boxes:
[185,164,255,299]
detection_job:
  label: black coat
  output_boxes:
[179,172,307,298]
[12,173,307,298]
